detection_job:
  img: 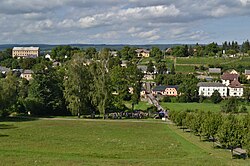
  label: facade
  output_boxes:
[12,47,39,58]
[152,85,178,96]
[197,82,228,97]
[245,69,250,80]
[136,49,150,58]
[221,73,239,86]
[228,79,244,97]
[20,70,33,81]
[137,65,157,80]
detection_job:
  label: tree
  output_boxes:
[27,67,67,116]
[64,54,92,117]
[0,73,19,116]
[221,97,239,113]
[210,90,222,104]
[217,115,245,157]
[90,49,113,118]
[147,60,154,73]
[243,87,250,102]
[201,111,222,146]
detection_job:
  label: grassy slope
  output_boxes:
[161,102,250,112]
[1,119,247,165]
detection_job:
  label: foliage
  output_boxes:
[210,90,222,104]
[221,98,239,113]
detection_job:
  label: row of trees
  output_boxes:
[170,110,250,158]
[170,40,250,57]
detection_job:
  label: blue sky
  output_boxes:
[0,0,250,44]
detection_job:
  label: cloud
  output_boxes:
[0,0,250,44]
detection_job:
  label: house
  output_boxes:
[221,73,239,86]
[228,79,244,97]
[197,82,228,97]
[136,49,150,58]
[230,69,239,75]
[12,47,39,58]
[209,68,221,74]
[245,69,250,80]
[0,66,11,74]
[165,48,172,54]
[137,65,157,80]
[45,54,52,61]
[20,70,33,81]
[121,60,128,67]
[110,51,118,57]
[152,85,179,96]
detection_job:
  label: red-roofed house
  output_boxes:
[221,73,239,86]
[228,79,244,97]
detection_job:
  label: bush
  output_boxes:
[161,96,171,102]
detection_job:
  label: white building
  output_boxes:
[197,82,228,97]
[12,47,39,58]
[228,79,244,97]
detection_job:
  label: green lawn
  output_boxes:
[161,102,250,112]
[175,65,195,73]
[0,118,248,165]
[176,57,235,65]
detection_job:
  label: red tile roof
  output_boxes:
[229,79,243,88]
[221,73,238,81]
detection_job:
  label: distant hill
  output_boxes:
[0,44,183,51]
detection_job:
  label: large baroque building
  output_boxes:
[12,47,39,58]
[197,82,228,97]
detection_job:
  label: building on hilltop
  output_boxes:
[12,47,39,58]
[197,82,228,97]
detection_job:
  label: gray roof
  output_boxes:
[197,82,226,87]
[137,65,147,72]
[245,69,250,75]
[23,70,34,74]
[209,68,221,74]
[153,85,179,91]
[0,66,11,73]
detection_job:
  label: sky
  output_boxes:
[0,0,250,44]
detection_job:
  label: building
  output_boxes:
[245,69,250,80]
[137,65,157,80]
[12,47,39,58]
[152,85,179,96]
[0,66,11,74]
[197,82,228,97]
[136,49,150,58]
[228,79,244,97]
[45,54,52,61]
[20,70,33,81]
[221,73,239,86]
[230,69,239,75]
[209,68,221,74]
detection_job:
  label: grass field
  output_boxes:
[175,65,195,73]
[0,118,248,165]
[161,102,250,112]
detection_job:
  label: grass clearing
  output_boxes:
[1,118,248,165]
[161,102,250,112]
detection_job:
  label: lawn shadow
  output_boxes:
[0,134,9,137]
[0,124,18,129]
[0,116,38,123]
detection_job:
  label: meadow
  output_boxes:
[0,118,248,165]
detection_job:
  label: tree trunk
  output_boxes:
[78,112,80,118]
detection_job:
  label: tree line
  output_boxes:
[170,110,250,158]
[0,48,143,118]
